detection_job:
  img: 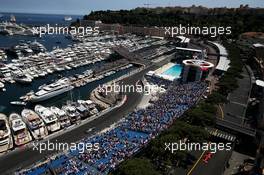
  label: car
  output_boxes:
[203,152,214,164]
[85,127,95,134]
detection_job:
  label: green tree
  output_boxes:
[116,158,160,175]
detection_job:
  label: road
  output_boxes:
[0,66,156,175]
[187,149,231,175]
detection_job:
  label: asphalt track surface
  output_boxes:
[189,149,231,175]
[0,66,156,175]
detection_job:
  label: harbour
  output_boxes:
[0,13,142,116]
[0,10,191,174]
[0,62,137,115]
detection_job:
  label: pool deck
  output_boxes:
[148,62,178,81]
[155,62,175,74]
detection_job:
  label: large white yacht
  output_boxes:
[50,106,71,128]
[9,113,32,146]
[35,105,61,133]
[29,78,74,102]
[21,109,48,140]
[0,114,13,153]
[13,74,32,84]
[62,104,81,124]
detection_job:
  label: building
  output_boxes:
[182,59,214,82]
[81,20,191,44]
[207,41,230,75]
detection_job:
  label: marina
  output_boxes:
[0,27,159,115]
[0,1,262,175]
[0,12,180,172]
[0,17,162,155]
[0,62,137,114]
[0,28,142,152]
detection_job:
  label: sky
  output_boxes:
[0,0,263,15]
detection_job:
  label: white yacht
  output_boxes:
[13,74,32,84]
[0,114,13,153]
[29,40,46,53]
[64,16,72,21]
[21,109,48,140]
[35,105,61,133]
[28,78,74,102]
[10,14,16,23]
[0,82,4,90]
[9,113,32,146]
[0,50,7,60]
[50,106,71,128]
[62,105,81,124]
[10,101,27,106]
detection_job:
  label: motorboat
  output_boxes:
[50,106,71,128]
[13,74,32,84]
[35,105,61,133]
[21,109,48,140]
[0,82,4,90]
[0,113,13,153]
[10,101,27,106]
[64,16,72,21]
[62,104,81,124]
[9,113,32,146]
[27,78,74,102]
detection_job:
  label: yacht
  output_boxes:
[64,16,72,21]
[13,74,32,84]
[0,114,13,153]
[65,65,72,70]
[29,40,46,53]
[10,14,16,23]
[10,101,27,106]
[0,82,4,90]
[35,105,61,133]
[62,104,81,124]
[74,102,90,119]
[78,100,98,115]
[21,109,48,140]
[9,113,32,146]
[28,78,74,102]
[46,69,54,74]
[50,106,71,128]
[0,50,7,60]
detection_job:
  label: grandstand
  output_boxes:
[17,81,207,175]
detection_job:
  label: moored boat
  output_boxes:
[35,105,61,133]
[27,78,74,102]
[21,109,48,140]
[50,106,71,128]
[10,101,27,106]
[9,113,32,146]
[62,104,81,124]
[0,82,4,90]
[0,113,13,153]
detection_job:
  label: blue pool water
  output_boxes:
[162,64,183,78]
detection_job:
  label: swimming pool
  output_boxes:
[162,64,183,79]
